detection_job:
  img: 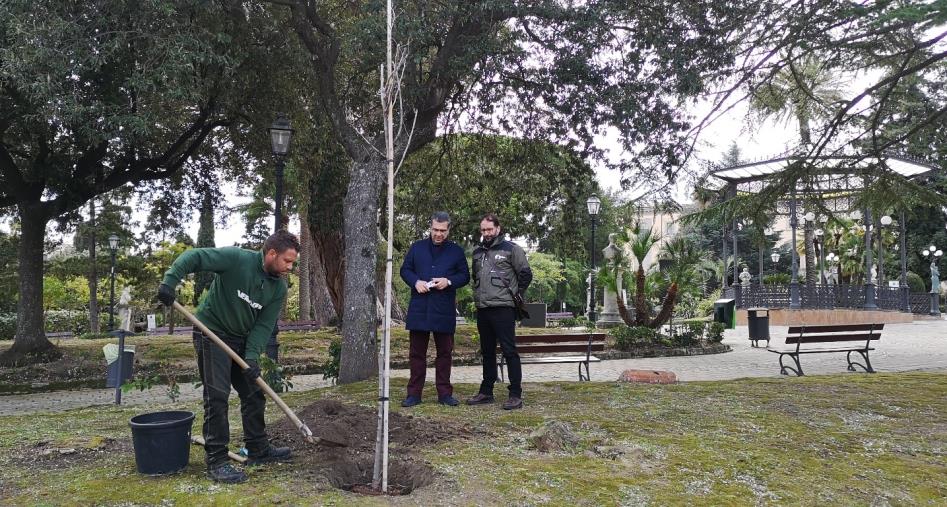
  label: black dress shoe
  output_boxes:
[502,396,523,410]
[465,393,495,405]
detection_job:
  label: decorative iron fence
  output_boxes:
[736,284,929,313]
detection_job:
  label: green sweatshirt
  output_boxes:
[162,247,287,361]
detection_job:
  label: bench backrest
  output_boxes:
[785,323,883,344]
[500,333,607,354]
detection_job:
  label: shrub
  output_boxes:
[694,289,722,317]
[0,313,14,340]
[321,338,342,384]
[763,273,791,285]
[906,271,926,293]
[611,325,657,351]
[707,322,725,343]
[45,310,89,335]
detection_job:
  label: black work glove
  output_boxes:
[157,283,175,307]
[243,359,261,381]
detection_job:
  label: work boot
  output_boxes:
[465,393,495,405]
[207,463,248,484]
[502,396,523,410]
[246,445,292,466]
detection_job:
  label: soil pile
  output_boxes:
[267,398,479,495]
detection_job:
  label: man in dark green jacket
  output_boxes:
[157,230,300,484]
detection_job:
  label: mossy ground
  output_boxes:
[1,372,945,505]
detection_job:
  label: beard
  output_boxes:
[480,235,496,247]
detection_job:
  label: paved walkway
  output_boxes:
[2,320,946,416]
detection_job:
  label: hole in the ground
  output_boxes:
[325,456,434,496]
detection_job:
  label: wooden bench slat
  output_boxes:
[521,355,602,364]
[770,346,875,354]
[785,333,881,344]
[499,344,606,354]
[787,324,883,333]
[514,334,607,344]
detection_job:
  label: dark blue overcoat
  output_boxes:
[399,238,470,333]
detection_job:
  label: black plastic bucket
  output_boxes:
[129,410,195,475]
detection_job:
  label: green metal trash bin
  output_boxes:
[713,298,735,330]
[747,307,770,347]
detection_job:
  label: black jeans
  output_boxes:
[193,329,268,468]
[476,306,521,397]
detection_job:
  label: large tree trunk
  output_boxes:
[299,210,312,321]
[193,190,216,305]
[309,241,339,326]
[88,200,100,334]
[0,204,61,366]
[634,265,649,326]
[309,162,348,318]
[338,158,385,384]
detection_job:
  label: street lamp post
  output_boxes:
[267,115,294,362]
[108,234,119,330]
[769,251,780,284]
[269,114,294,232]
[922,245,942,316]
[789,191,800,308]
[587,196,601,324]
[879,214,892,287]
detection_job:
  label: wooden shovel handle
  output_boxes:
[172,301,312,439]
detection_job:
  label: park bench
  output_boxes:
[498,332,607,381]
[277,320,321,332]
[768,323,883,376]
[546,312,575,324]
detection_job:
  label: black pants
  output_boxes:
[476,306,521,397]
[193,329,268,468]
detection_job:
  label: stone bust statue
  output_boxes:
[739,266,752,285]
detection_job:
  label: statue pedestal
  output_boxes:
[597,271,623,328]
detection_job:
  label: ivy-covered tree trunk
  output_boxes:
[193,190,215,305]
[87,200,100,334]
[298,209,312,321]
[338,157,385,384]
[0,204,60,365]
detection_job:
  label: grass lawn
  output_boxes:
[1,372,944,505]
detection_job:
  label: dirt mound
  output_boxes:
[266,398,479,495]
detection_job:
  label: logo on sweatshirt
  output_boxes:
[494,254,506,261]
[237,290,263,310]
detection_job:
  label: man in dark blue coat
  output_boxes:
[399,211,470,407]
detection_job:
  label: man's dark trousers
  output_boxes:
[407,331,454,398]
[193,329,267,467]
[476,306,521,397]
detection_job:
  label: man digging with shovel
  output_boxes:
[157,230,300,484]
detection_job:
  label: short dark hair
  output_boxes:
[263,230,301,254]
[431,211,451,227]
[480,213,500,228]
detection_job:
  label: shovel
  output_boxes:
[173,301,345,447]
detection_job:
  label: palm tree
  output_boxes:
[751,56,845,286]
[650,237,712,328]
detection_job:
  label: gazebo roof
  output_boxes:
[710,154,937,185]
